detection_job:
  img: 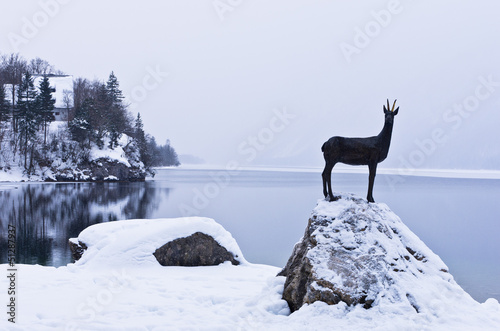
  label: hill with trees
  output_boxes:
[0,53,179,181]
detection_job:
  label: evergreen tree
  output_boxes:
[16,72,40,173]
[106,71,124,106]
[0,84,10,122]
[134,112,149,166]
[106,72,126,149]
[134,112,145,142]
[35,76,55,144]
[70,98,93,145]
[92,83,110,148]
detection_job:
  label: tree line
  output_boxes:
[0,53,179,176]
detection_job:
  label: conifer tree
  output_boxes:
[16,72,40,172]
[70,98,93,146]
[106,71,124,106]
[0,84,10,122]
[134,112,149,166]
[93,83,110,148]
[106,72,126,149]
[35,76,55,144]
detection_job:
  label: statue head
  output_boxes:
[383,99,399,117]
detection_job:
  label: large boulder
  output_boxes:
[68,217,245,268]
[153,232,239,266]
[278,193,456,313]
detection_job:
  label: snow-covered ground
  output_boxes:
[1,213,499,330]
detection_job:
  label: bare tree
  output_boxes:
[28,57,54,75]
[1,53,27,126]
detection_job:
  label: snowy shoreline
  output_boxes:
[3,163,500,183]
[1,204,499,330]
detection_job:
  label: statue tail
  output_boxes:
[321,142,327,153]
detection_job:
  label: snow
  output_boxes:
[0,167,25,182]
[89,135,131,167]
[1,212,500,330]
[72,217,246,269]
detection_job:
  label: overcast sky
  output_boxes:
[1,0,500,170]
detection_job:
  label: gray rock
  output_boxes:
[278,193,451,313]
[52,158,146,182]
[153,232,240,266]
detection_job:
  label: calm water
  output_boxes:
[0,168,499,302]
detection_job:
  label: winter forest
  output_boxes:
[0,52,179,179]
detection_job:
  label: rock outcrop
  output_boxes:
[153,232,240,266]
[278,193,454,313]
[53,158,146,182]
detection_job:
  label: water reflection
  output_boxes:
[0,169,498,303]
[0,182,170,266]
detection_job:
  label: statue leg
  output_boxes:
[322,161,336,201]
[322,162,331,198]
[367,162,377,203]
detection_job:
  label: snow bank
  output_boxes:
[1,212,499,330]
[72,217,247,269]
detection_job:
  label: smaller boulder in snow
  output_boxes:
[68,217,245,268]
[153,232,240,266]
[68,238,88,261]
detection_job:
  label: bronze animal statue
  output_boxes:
[321,100,399,203]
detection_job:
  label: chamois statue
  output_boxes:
[322,100,399,203]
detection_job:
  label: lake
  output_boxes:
[0,167,499,303]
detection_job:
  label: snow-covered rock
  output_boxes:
[279,193,499,319]
[69,217,246,269]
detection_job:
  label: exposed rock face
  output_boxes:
[153,232,240,266]
[54,158,146,182]
[88,158,146,181]
[68,238,88,261]
[278,193,452,313]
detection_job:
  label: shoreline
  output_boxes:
[2,165,500,183]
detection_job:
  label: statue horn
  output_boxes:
[386,99,390,111]
[391,100,397,112]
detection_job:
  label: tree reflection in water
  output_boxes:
[0,182,169,266]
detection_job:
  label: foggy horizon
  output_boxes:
[2,0,500,171]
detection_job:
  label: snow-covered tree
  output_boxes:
[35,75,55,144]
[105,72,128,149]
[16,72,40,173]
[70,98,93,146]
[106,71,124,106]
[134,112,149,165]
